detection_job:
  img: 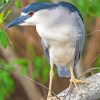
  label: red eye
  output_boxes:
[28,11,34,16]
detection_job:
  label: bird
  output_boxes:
[6,1,88,100]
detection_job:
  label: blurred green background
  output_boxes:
[0,0,100,100]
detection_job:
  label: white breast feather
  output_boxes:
[35,6,83,64]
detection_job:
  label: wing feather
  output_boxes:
[73,12,85,67]
[41,40,50,63]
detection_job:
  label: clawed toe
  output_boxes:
[69,78,89,89]
[47,96,56,100]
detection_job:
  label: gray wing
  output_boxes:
[41,40,50,63]
[73,12,85,67]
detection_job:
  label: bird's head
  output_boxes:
[6,2,83,29]
[6,2,56,28]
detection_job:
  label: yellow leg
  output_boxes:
[69,64,89,89]
[47,62,55,100]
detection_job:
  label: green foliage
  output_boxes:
[37,0,50,2]
[0,11,11,24]
[95,57,100,67]
[0,29,8,48]
[33,55,49,83]
[0,12,6,24]
[12,58,29,75]
[0,0,22,9]
[15,0,22,8]
[27,43,49,84]
[5,54,49,84]
[0,10,11,48]
[0,0,22,48]
[0,60,14,100]
[0,28,14,48]
[71,0,100,16]
[13,58,29,66]
[0,1,24,99]
[95,56,100,72]
[0,0,11,9]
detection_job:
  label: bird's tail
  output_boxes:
[56,64,71,77]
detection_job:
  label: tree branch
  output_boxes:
[56,73,100,100]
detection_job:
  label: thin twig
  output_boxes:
[86,54,100,67]
[78,54,100,79]
[0,64,60,99]
[2,0,15,13]
[79,54,100,79]
[86,30,100,37]
[79,67,100,79]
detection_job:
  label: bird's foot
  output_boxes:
[47,91,55,100]
[47,96,56,100]
[69,77,89,89]
[47,94,55,100]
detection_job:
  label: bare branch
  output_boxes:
[56,73,100,100]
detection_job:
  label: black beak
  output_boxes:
[5,15,30,29]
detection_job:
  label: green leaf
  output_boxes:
[20,66,28,75]
[13,58,29,66]
[0,29,8,48]
[71,0,100,16]
[15,0,22,8]
[34,57,42,68]
[0,59,15,100]
[0,0,10,10]
[0,0,10,3]
[5,63,14,71]
[0,86,6,100]
[32,71,39,79]
[37,0,49,2]
[42,67,49,77]
[0,71,14,100]
[0,12,5,24]
[0,11,11,24]
[4,10,11,20]
[88,1,100,16]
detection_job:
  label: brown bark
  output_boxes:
[84,17,100,68]
[56,73,100,100]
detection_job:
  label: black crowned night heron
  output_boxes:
[6,1,88,100]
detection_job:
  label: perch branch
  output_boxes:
[56,73,100,100]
